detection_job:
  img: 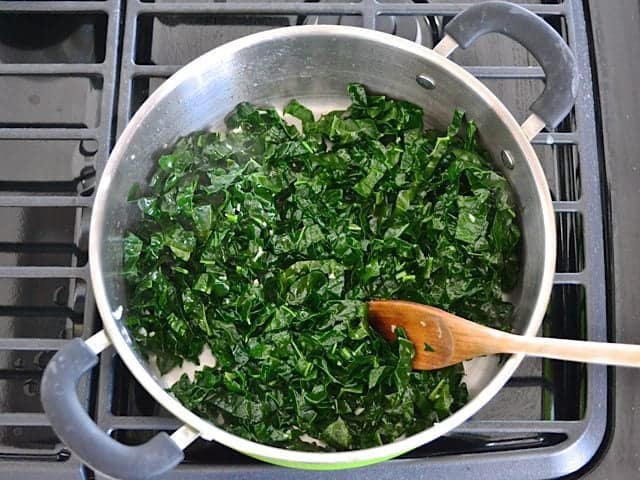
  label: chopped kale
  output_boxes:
[123,83,520,451]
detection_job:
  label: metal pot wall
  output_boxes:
[40,2,576,479]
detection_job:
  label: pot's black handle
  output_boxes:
[41,338,184,480]
[444,1,578,129]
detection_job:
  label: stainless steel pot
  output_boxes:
[41,2,577,479]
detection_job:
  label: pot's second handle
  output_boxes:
[437,1,578,134]
[41,333,186,480]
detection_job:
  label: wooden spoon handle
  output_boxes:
[502,334,640,368]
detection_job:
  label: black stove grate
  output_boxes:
[0,1,607,479]
[0,1,120,479]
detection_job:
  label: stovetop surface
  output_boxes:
[580,1,640,478]
[0,0,636,478]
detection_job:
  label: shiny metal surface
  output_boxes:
[89,25,555,465]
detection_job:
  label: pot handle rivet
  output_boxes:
[501,150,515,170]
[416,74,435,90]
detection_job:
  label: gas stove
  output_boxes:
[0,1,633,479]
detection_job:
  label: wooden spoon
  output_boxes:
[367,300,640,369]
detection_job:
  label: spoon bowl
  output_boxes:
[368,300,640,370]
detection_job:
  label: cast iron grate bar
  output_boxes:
[133,3,564,16]
[0,2,108,13]
[0,197,94,208]
[0,128,100,140]
[0,267,89,280]
[0,64,106,75]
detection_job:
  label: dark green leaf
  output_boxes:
[323,417,352,449]
[284,99,315,132]
[455,193,489,245]
[166,227,196,261]
[123,233,143,279]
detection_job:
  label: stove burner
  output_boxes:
[0,13,106,63]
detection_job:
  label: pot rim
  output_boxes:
[89,25,556,465]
